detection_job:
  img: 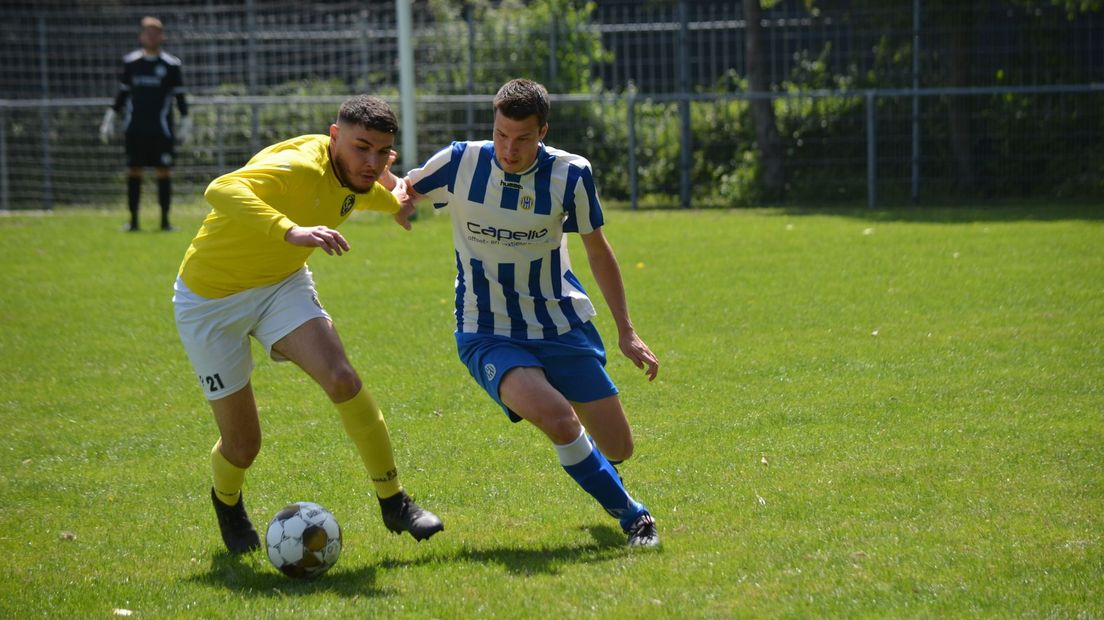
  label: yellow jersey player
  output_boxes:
[173,95,440,553]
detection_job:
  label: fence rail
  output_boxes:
[2,82,1100,211]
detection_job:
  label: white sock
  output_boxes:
[553,428,593,466]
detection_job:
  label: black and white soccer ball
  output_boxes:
[265,502,342,579]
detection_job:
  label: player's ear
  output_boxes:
[329,123,339,142]
[538,123,549,141]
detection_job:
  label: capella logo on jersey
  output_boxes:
[467,221,548,241]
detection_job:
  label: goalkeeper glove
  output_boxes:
[176,115,193,144]
[98,109,115,144]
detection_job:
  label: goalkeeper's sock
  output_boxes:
[157,177,172,228]
[336,388,402,499]
[211,441,247,506]
[126,176,141,228]
[556,428,646,529]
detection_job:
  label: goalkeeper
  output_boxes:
[99,16,190,232]
[173,95,441,554]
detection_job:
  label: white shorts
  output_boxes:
[173,267,330,400]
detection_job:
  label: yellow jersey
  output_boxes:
[178,134,399,298]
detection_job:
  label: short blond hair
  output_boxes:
[140,16,163,30]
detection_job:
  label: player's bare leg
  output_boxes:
[500,368,659,547]
[207,384,262,553]
[572,395,634,463]
[273,318,443,541]
[499,367,584,443]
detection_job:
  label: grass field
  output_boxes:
[1,202,1101,618]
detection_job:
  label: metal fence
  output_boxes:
[1,0,1101,210]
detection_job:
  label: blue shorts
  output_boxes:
[456,322,618,422]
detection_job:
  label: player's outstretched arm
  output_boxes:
[390,176,415,231]
[400,175,424,203]
[377,151,399,191]
[390,175,425,230]
[285,225,351,256]
[580,228,660,381]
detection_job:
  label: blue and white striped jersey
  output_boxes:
[408,141,605,339]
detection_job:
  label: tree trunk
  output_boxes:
[744,0,785,200]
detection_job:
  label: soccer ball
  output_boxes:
[265,502,342,579]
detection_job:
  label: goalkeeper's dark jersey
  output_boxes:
[111,49,188,139]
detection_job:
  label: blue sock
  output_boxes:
[556,430,646,530]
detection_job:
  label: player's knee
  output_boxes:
[602,436,634,462]
[539,411,584,446]
[221,436,261,468]
[323,364,362,403]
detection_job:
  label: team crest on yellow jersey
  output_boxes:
[520,192,535,211]
[340,194,355,216]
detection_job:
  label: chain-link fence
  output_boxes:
[2,0,1101,209]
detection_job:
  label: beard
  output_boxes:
[331,151,377,194]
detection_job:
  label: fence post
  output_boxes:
[38,15,53,210]
[627,92,638,210]
[548,15,558,91]
[911,0,922,204]
[247,0,260,155]
[1,107,9,210]
[359,12,370,94]
[677,0,691,209]
[465,2,476,141]
[396,0,417,172]
[216,103,225,171]
[866,91,877,209]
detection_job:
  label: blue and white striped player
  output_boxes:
[402,78,660,547]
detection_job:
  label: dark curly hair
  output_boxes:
[337,95,398,134]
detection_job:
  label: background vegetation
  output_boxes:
[3,0,1101,209]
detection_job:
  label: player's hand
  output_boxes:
[99,109,115,144]
[285,225,351,256]
[619,330,659,381]
[378,151,400,191]
[401,175,424,202]
[393,200,416,231]
[389,177,414,230]
[177,116,193,144]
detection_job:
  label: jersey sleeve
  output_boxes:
[407,141,467,207]
[111,59,131,113]
[203,155,301,242]
[562,160,605,234]
[169,63,188,116]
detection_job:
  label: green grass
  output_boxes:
[1,203,1101,618]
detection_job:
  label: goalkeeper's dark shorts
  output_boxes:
[125,133,175,168]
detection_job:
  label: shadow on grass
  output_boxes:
[772,202,1104,223]
[187,523,642,594]
[186,550,394,599]
[610,201,1104,223]
[377,523,643,576]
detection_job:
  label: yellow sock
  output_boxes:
[211,441,246,506]
[336,388,403,498]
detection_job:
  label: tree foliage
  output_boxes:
[421,0,610,94]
